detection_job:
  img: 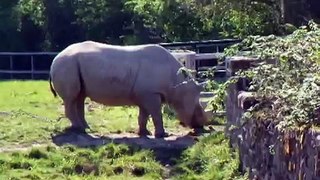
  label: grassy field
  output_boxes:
[0,80,247,180]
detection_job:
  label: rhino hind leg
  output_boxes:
[137,107,151,136]
[64,99,86,133]
[138,94,168,138]
[76,93,90,129]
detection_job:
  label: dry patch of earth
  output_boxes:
[1,127,219,165]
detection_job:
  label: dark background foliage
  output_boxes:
[0,0,319,51]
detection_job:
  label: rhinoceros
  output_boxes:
[49,41,208,138]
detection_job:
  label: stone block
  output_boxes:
[171,50,196,71]
[225,56,278,76]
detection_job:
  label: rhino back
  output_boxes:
[73,41,182,105]
[132,45,183,98]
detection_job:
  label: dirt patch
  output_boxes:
[1,126,220,166]
[0,111,11,117]
[51,130,202,165]
[108,132,198,165]
[0,143,48,153]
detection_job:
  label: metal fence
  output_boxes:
[0,52,58,80]
[0,39,241,80]
[160,39,241,53]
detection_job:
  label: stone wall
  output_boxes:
[225,56,320,180]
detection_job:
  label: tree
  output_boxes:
[42,0,84,51]
[3,0,320,51]
[125,0,206,42]
[0,0,22,51]
[18,0,133,50]
[74,0,132,44]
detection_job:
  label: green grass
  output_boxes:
[0,80,247,179]
[0,144,163,180]
[0,80,179,147]
[0,133,247,180]
[170,132,247,180]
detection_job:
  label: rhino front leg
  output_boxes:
[139,94,168,138]
[137,107,151,136]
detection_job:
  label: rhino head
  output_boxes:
[169,79,208,130]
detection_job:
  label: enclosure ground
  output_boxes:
[0,81,245,179]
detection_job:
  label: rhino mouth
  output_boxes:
[178,107,206,129]
[190,112,204,129]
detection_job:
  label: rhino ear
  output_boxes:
[177,67,195,80]
[196,83,204,92]
[197,80,209,91]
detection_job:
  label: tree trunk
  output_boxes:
[281,0,312,25]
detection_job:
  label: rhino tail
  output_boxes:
[49,76,57,98]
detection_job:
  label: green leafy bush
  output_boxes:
[224,21,320,130]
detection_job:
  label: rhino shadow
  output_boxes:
[51,129,215,165]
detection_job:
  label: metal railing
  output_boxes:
[160,39,241,53]
[0,39,241,80]
[0,52,58,80]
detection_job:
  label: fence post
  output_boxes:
[9,55,13,79]
[31,55,34,80]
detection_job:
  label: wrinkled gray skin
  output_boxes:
[49,41,208,138]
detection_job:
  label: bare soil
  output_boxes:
[1,126,220,164]
[51,130,208,165]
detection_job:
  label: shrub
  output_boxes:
[224,21,320,130]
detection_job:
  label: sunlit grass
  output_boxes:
[171,132,247,180]
[0,144,163,180]
[0,80,179,146]
[0,80,247,179]
[0,133,247,180]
